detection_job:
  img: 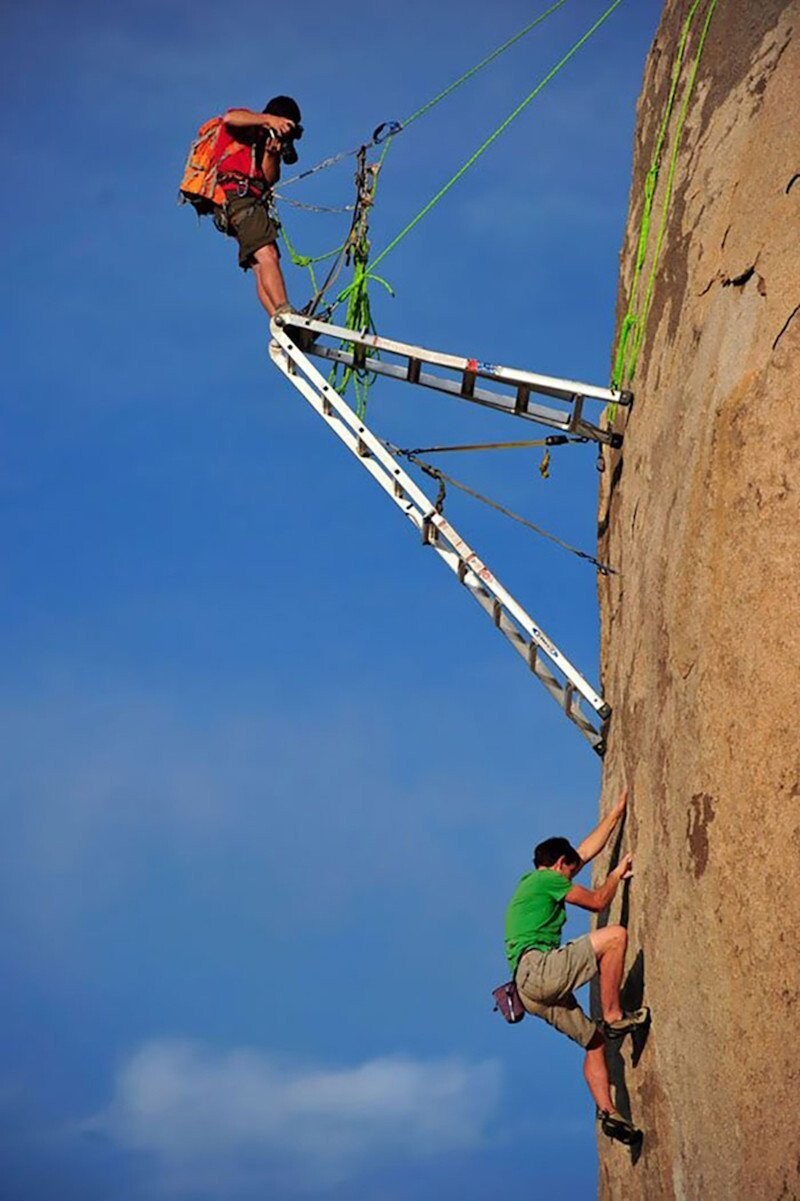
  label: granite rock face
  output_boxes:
[596,2,800,1197]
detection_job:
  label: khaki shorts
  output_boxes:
[224,193,280,270]
[514,934,599,1048]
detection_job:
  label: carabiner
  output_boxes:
[372,120,403,144]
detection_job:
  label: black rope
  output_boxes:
[403,434,589,456]
[302,145,375,317]
[386,443,617,575]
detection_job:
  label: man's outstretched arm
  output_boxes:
[223,108,296,136]
[576,788,628,864]
[566,852,633,912]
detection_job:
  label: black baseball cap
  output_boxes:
[263,95,302,124]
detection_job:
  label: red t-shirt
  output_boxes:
[215,117,266,195]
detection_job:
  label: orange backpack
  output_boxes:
[178,117,258,216]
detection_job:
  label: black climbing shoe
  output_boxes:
[597,1110,642,1146]
[602,1006,650,1039]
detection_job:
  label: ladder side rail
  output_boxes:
[277,314,632,408]
[270,337,439,519]
[269,350,432,537]
[283,315,484,373]
[306,344,585,435]
[438,574,604,750]
[487,365,629,406]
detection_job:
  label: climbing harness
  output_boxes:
[269,311,630,754]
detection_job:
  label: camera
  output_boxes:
[268,123,303,165]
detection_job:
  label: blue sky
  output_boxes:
[2,1,659,1196]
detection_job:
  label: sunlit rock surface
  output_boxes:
[596,1,800,1196]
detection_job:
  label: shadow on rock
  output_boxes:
[630,1132,644,1165]
[592,947,650,1166]
[621,949,650,1067]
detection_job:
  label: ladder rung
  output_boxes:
[421,514,438,545]
[564,684,576,717]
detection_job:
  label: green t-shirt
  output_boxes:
[504,868,572,971]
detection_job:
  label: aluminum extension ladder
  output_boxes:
[269,313,629,754]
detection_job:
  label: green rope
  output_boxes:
[626,0,719,378]
[280,0,571,191]
[610,0,719,394]
[289,0,619,321]
[280,224,345,297]
[327,140,397,417]
[281,0,584,341]
[365,0,627,278]
[401,0,570,128]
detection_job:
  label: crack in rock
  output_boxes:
[773,302,800,351]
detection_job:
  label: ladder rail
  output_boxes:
[281,314,632,405]
[307,343,595,437]
[269,321,611,754]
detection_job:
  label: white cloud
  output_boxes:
[87,1040,501,1193]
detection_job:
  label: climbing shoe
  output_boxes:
[597,1109,642,1146]
[602,1006,650,1039]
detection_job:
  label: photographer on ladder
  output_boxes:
[216,96,312,343]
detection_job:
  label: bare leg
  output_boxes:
[251,242,289,316]
[589,925,627,1023]
[583,1030,615,1112]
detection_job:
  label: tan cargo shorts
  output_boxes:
[514,934,599,1048]
[224,193,280,270]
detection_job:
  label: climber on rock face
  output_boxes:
[503,787,648,1145]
